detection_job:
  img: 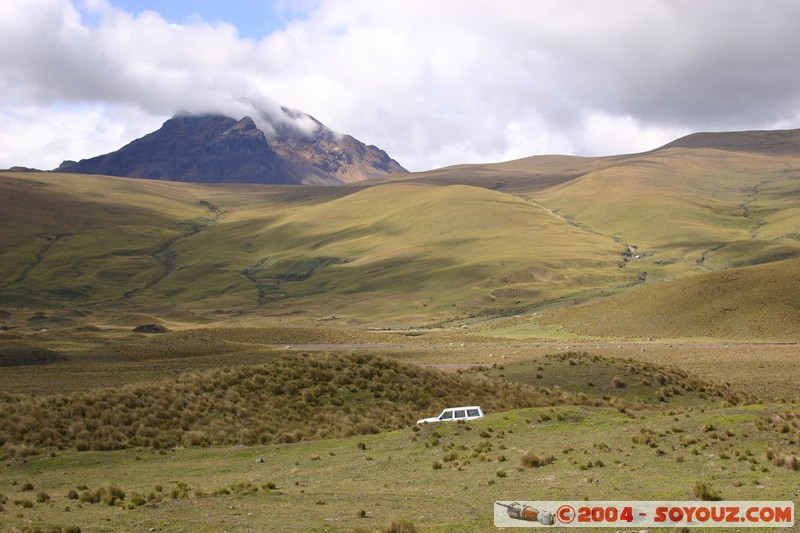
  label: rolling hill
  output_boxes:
[396,128,800,307]
[0,172,632,323]
[513,257,800,341]
[1,126,799,337]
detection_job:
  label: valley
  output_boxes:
[1,128,799,531]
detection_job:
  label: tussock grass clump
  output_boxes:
[0,353,572,456]
[521,451,555,468]
[78,485,126,506]
[693,481,722,501]
[494,352,754,406]
[384,520,423,533]
[772,454,800,471]
[14,498,34,508]
[351,521,423,533]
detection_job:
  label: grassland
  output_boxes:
[1,133,800,531]
[479,257,800,342]
[0,348,798,532]
[3,136,800,332]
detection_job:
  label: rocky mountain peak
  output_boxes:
[56,108,406,185]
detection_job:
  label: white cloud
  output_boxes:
[2,0,800,171]
[577,112,690,157]
[0,104,163,169]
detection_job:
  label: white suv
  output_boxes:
[416,406,484,425]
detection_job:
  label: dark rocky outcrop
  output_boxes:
[132,324,169,334]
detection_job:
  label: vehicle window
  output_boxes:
[454,410,466,418]
[467,409,480,417]
[439,411,453,420]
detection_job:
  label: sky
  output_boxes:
[2,0,800,172]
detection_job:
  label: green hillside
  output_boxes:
[521,258,800,341]
[0,172,631,324]
[534,148,800,279]
[0,172,211,305]
[2,131,799,335]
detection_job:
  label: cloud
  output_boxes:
[2,0,800,171]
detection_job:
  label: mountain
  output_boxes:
[56,108,406,185]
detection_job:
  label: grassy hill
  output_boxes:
[0,172,631,325]
[402,147,800,280]
[523,257,800,341]
[0,351,633,457]
[534,147,800,277]
[658,128,800,154]
[0,172,211,305]
[2,127,800,335]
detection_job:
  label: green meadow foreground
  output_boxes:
[2,133,800,531]
[1,322,799,532]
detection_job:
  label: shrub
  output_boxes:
[442,451,458,463]
[693,481,721,501]
[521,451,554,468]
[383,519,422,533]
[128,492,147,507]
